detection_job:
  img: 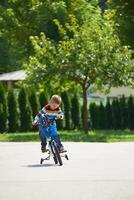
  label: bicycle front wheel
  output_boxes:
[53,142,63,166]
[50,143,58,164]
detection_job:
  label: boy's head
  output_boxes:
[49,95,62,110]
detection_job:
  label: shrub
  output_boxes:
[89,103,99,129]
[8,89,19,132]
[71,93,81,129]
[61,91,71,130]
[98,102,106,129]
[105,99,113,129]
[39,90,48,108]
[128,95,134,130]
[120,95,128,130]
[18,87,32,132]
[111,98,121,130]
[0,83,7,133]
[29,89,39,117]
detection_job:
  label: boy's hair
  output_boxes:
[50,95,62,105]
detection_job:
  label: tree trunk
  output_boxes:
[82,85,89,134]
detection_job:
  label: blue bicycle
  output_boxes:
[40,135,69,166]
[35,114,69,166]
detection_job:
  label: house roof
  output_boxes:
[0,70,26,81]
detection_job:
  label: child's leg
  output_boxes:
[39,131,47,144]
[49,124,62,147]
[52,134,67,152]
[39,129,47,152]
[50,124,67,152]
[52,134,62,148]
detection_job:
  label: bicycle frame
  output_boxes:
[34,116,68,165]
[40,136,63,165]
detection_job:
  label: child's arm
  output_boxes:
[32,108,46,125]
[56,109,64,119]
[32,113,40,126]
[33,105,50,126]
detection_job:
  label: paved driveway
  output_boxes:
[0,142,134,200]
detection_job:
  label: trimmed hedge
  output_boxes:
[18,87,32,132]
[8,89,19,132]
[0,83,7,133]
[71,93,81,129]
[61,91,71,130]
[0,84,134,133]
[89,95,134,130]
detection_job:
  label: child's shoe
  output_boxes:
[41,144,47,153]
[59,146,67,153]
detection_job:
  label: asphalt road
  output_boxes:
[0,142,134,200]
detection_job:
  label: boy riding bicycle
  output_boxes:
[32,94,66,153]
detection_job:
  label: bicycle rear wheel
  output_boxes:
[53,154,58,164]
[53,142,63,166]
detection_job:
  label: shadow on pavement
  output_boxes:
[23,163,57,168]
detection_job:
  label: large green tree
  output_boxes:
[0,0,68,73]
[25,3,134,133]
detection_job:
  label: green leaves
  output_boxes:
[25,2,134,92]
[109,0,134,48]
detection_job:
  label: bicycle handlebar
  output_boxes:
[32,113,63,127]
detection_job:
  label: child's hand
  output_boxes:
[32,121,38,126]
[56,114,63,119]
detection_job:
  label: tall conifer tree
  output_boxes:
[105,99,113,129]
[8,89,19,132]
[0,83,7,133]
[71,93,81,129]
[128,95,134,130]
[18,87,32,132]
[61,92,71,130]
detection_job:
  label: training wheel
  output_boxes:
[65,154,69,160]
[40,158,44,165]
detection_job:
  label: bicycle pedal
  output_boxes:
[60,150,67,154]
[42,149,49,153]
[44,157,50,160]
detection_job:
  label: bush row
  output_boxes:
[0,82,134,133]
[89,96,134,130]
[0,83,81,133]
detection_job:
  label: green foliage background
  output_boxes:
[0,0,134,132]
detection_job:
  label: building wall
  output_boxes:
[88,86,134,105]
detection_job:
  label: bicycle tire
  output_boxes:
[53,142,63,166]
[53,154,58,164]
[50,142,58,164]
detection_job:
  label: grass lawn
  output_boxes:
[0,130,134,142]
